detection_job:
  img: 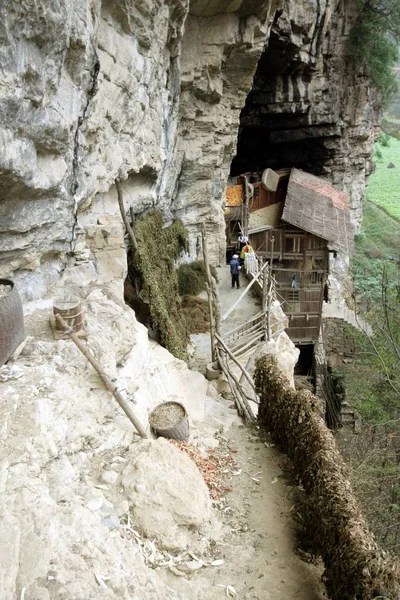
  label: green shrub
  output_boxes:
[131,211,189,361]
[349,0,400,104]
[177,260,218,296]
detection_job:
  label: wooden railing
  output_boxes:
[272,268,326,288]
[222,254,283,358]
[223,311,264,347]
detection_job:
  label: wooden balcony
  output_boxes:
[272,268,326,288]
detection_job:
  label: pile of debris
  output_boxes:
[119,512,226,577]
[169,438,238,503]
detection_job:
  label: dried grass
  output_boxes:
[169,439,237,501]
[181,295,210,334]
[254,354,400,600]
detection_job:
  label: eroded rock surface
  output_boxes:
[120,438,212,550]
[232,0,379,231]
[0,0,378,297]
[0,275,238,598]
[0,1,381,598]
[0,0,274,294]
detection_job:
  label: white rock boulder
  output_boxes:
[121,438,211,550]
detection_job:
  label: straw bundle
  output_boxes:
[255,354,400,600]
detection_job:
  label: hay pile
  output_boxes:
[130,211,189,361]
[177,260,218,296]
[181,295,210,334]
[254,354,400,600]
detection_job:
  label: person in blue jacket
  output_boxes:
[230,254,240,289]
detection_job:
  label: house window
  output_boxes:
[286,237,303,253]
[288,290,300,301]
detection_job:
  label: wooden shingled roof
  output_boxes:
[282,168,355,255]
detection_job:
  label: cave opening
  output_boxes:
[294,344,314,376]
[230,22,333,178]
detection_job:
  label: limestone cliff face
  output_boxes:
[232,0,380,230]
[0,0,378,300]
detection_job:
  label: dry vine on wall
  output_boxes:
[254,354,400,600]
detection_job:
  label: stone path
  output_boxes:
[186,266,326,600]
[322,300,372,334]
[191,265,261,373]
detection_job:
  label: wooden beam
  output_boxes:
[222,261,268,321]
[55,315,148,439]
[116,180,138,253]
[215,333,256,393]
[201,223,217,360]
[205,282,216,362]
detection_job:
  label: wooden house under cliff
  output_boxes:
[225,168,354,344]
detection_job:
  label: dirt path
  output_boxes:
[161,425,325,599]
[214,426,324,600]
[191,265,261,374]
[182,266,326,599]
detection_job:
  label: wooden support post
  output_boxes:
[201,223,221,358]
[222,260,269,321]
[116,179,138,253]
[215,333,256,393]
[55,314,148,439]
[266,235,275,341]
[262,260,268,314]
[212,276,222,338]
[206,282,216,362]
[243,175,249,237]
[217,349,244,418]
[217,347,255,422]
[202,225,215,361]
[270,235,275,272]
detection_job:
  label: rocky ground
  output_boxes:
[0,264,325,599]
[159,425,325,600]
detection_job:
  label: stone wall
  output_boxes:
[322,317,357,359]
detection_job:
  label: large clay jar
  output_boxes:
[0,279,25,367]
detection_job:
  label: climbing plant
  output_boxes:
[350,0,400,103]
[131,211,189,361]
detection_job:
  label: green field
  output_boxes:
[366,135,400,219]
[353,201,400,301]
